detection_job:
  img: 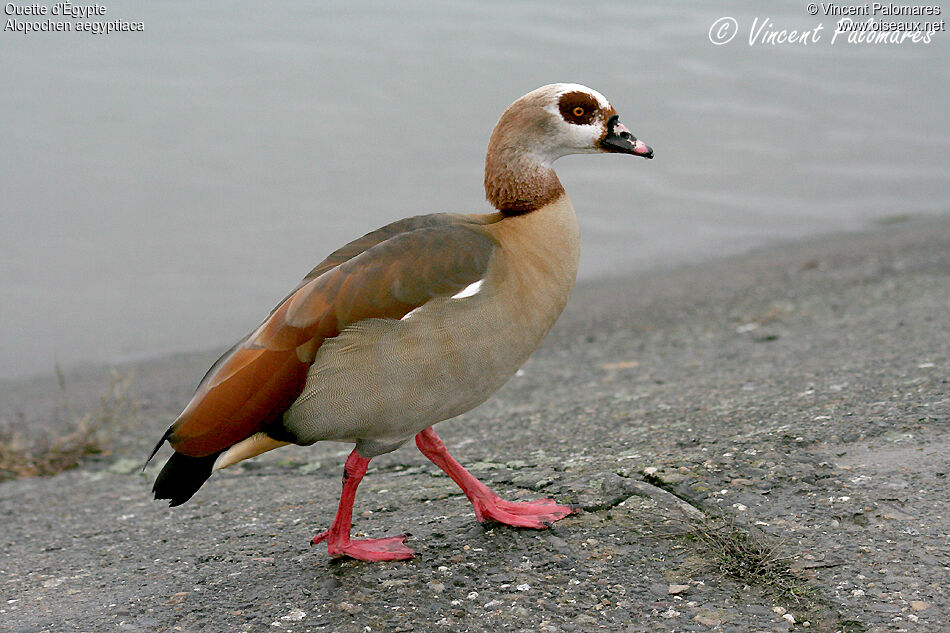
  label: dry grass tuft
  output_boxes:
[687,519,798,593]
[652,507,815,606]
[0,369,137,481]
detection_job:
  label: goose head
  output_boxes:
[485,83,653,213]
[488,83,653,165]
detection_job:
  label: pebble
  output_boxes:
[279,609,306,622]
[108,458,142,475]
[668,584,690,595]
[694,613,722,626]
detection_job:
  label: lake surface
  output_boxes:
[1,1,948,380]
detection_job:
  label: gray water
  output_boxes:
[2,1,948,380]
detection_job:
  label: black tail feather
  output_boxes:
[152,450,222,507]
[143,427,173,472]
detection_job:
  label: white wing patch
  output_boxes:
[400,306,423,321]
[400,279,483,321]
[451,279,483,299]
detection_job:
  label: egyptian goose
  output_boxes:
[147,84,653,561]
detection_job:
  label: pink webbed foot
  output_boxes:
[472,495,573,528]
[311,449,415,562]
[415,428,573,530]
[311,530,415,562]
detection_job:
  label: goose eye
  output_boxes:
[558,91,599,125]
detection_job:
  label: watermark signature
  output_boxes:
[3,2,144,34]
[709,17,740,45]
[709,4,944,46]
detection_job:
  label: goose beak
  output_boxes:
[600,115,653,159]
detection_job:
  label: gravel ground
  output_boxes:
[1,217,948,633]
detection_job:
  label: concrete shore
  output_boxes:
[1,217,948,633]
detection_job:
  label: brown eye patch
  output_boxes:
[558,91,599,125]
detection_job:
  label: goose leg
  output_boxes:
[415,427,572,528]
[310,449,414,561]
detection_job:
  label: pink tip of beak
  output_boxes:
[632,139,652,156]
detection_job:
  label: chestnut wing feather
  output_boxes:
[298,213,471,285]
[164,219,496,457]
[186,213,465,393]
